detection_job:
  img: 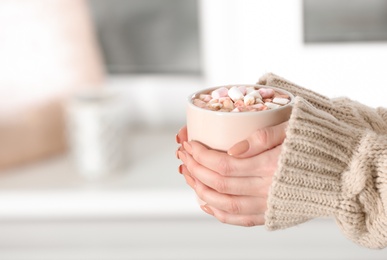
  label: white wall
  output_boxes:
[199,0,387,108]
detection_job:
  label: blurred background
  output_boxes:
[0,0,386,259]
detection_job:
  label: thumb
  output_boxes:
[227,121,288,158]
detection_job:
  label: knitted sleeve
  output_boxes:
[265,96,387,249]
[258,72,387,131]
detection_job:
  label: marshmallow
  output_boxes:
[208,98,219,104]
[264,102,281,109]
[219,97,229,103]
[244,95,255,106]
[234,99,245,107]
[244,90,262,106]
[238,85,247,95]
[255,97,263,104]
[276,93,290,99]
[193,99,206,108]
[258,88,275,99]
[273,97,290,105]
[222,98,235,110]
[247,90,262,99]
[228,86,244,102]
[199,94,212,102]
[208,102,223,109]
[246,87,256,95]
[211,87,229,99]
[251,103,265,110]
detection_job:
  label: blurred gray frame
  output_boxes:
[88,0,201,74]
[303,0,387,43]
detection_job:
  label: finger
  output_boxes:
[184,141,282,177]
[227,121,288,158]
[176,125,188,144]
[183,173,196,189]
[176,145,184,159]
[178,163,196,189]
[195,180,267,215]
[181,149,267,196]
[183,141,249,177]
[201,204,265,227]
[178,163,191,176]
[189,161,271,197]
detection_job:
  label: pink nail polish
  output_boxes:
[227,140,249,156]
[175,134,181,144]
[200,205,214,216]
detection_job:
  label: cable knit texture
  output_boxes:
[258,73,387,249]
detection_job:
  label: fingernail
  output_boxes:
[175,134,181,144]
[183,141,192,154]
[178,151,186,162]
[184,174,196,189]
[176,146,183,159]
[200,204,214,216]
[227,140,249,156]
[178,164,183,174]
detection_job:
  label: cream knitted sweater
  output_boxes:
[258,73,387,249]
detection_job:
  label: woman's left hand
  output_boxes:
[176,122,287,227]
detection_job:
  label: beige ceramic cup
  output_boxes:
[186,84,294,152]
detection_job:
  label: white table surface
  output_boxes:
[0,126,201,220]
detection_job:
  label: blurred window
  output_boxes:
[88,0,201,74]
[303,0,387,43]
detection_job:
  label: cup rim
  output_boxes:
[187,84,294,116]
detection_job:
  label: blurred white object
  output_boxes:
[0,0,105,112]
[66,88,128,180]
[0,0,105,169]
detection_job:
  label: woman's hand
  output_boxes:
[176,122,288,227]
